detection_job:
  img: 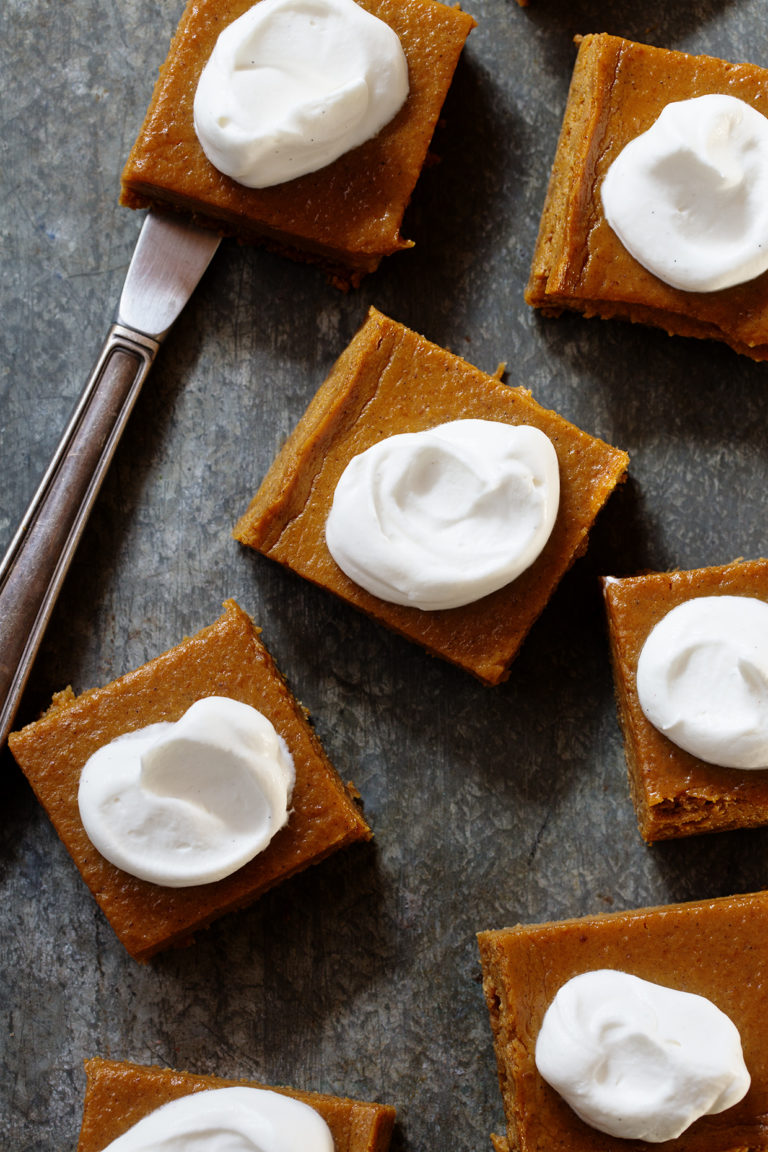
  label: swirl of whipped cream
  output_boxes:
[636,595,768,768]
[193,0,409,188]
[535,970,750,1143]
[78,697,295,887]
[601,94,768,292]
[96,1086,334,1152]
[324,419,559,611]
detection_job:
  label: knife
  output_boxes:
[0,210,220,747]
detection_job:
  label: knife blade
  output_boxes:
[0,210,220,747]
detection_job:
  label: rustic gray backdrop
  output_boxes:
[2,0,768,1147]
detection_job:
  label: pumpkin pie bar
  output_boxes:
[602,559,768,842]
[478,889,768,1152]
[527,33,768,360]
[121,0,475,287]
[77,1059,396,1152]
[8,600,371,961]
[234,307,628,685]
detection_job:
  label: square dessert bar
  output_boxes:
[478,890,768,1152]
[527,33,768,360]
[121,0,475,286]
[234,307,628,685]
[8,600,371,961]
[603,559,768,842]
[78,1059,396,1152]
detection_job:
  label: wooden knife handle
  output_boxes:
[0,325,158,746]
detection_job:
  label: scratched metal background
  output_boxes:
[3,1,768,1148]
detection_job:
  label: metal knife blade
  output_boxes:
[0,210,220,747]
[118,210,221,338]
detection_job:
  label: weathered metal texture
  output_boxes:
[2,1,768,1148]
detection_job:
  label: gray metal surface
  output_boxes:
[2,1,768,1148]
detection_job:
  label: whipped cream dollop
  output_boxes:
[535,969,750,1142]
[78,696,295,887]
[636,594,768,768]
[601,94,768,292]
[193,0,409,188]
[97,1086,334,1152]
[324,419,560,611]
